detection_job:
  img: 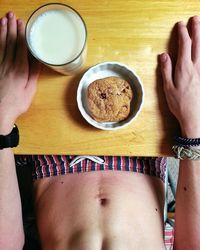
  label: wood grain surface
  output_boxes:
[1,0,199,156]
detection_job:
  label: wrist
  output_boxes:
[0,108,16,134]
[0,120,15,135]
[181,124,200,138]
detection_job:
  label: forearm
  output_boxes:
[159,15,200,250]
[0,148,24,250]
[0,10,39,250]
[175,159,200,249]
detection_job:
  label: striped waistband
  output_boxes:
[15,155,167,182]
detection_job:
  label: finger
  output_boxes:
[15,19,28,69]
[0,17,8,64]
[191,16,200,63]
[160,53,174,90]
[177,21,192,63]
[4,12,17,67]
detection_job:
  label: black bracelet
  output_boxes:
[174,136,200,147]
[0,125,19,150]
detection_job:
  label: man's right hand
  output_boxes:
[0,12,40,135]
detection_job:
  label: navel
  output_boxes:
[100,198,109,206]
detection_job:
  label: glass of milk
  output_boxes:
[25,3,87,75]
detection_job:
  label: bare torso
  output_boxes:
[34,171,165,250]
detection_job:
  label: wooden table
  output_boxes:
[1,0,199,156]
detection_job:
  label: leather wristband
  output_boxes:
[0,124,19,150]
[174,136,200,147]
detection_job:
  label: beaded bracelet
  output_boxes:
[174,136,200,147]
[172,145,200,160]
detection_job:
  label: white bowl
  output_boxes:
[77,61,144,130]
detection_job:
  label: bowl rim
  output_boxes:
[77,61,144,130]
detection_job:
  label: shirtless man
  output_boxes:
[0,11,200,250]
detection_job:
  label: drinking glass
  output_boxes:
[25,3,87,75]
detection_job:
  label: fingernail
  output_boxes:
[177,21,185,29]
[193,15,199,22]
[160,53,167,63]
[1,17,7,26]
[7,11,14,19]
[17,19,23,25]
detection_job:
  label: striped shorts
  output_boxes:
[15,155,167,182]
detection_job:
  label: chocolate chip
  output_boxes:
[101,93,106,99]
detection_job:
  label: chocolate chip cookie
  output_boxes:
[87,76,133,122]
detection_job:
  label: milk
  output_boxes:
[26,7,87,74]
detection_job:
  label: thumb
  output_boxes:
[25,56,41,99]
[160,53,174,90]
[28,55,41,84]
